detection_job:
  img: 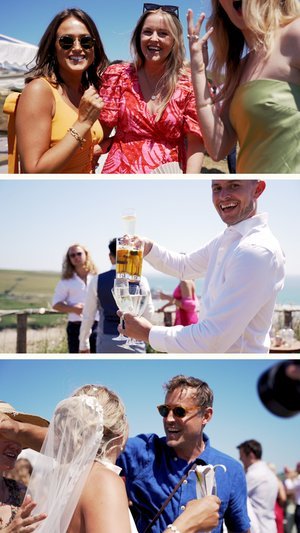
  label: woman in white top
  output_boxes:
[26,384,220,533]
[52,243,98,353]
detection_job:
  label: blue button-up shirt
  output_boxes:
[117,433,250,533]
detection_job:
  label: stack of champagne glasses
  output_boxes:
[111,209,148,350]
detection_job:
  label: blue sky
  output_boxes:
[0,178,300,276]
[1,0,211,62]
[0,358,299,473]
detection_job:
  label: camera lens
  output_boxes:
[257,360,300,417]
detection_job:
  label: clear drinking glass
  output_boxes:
[111,278,131,342]
[122,208,136,235]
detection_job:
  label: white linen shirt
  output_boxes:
[146,213,285,353]
[79,271,155,350]
[52,273,98,322]
[246,461,278,533]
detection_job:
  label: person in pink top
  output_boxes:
[158,280,199,326]
[98,3,205,174]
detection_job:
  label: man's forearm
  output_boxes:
[18,422,47,450]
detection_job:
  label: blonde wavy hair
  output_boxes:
[130,8,189,120]
[208,0,300,103]
[73,385,128,460]
[61,243,98,280]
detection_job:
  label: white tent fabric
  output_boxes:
[0,34,37,71]
[0,34,37,91]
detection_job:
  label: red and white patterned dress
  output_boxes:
[99,63,203,174]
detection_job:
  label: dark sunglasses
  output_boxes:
[58,35,95,50]
[69,252,83,259]
[143,3,179,18]
[157,404,199,418]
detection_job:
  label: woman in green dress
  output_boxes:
[187,0,300,173]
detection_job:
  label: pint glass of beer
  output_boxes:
[116,237,144,282]
[116,236,130,279]
[127,240,144,282]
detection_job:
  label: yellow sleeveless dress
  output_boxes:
[42,78,103,173]
[229,79,300,173]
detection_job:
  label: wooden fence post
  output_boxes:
[284,310,293,328]
[16,313,27,353]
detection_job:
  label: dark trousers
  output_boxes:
[66,321,97,353]
[227,145,237,173]
[295,505,300,533]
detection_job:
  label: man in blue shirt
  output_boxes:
[117,375,250,533]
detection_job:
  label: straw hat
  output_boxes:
[0,401,49,427]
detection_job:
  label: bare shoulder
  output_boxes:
[82,463,127,501]
[18,78,55,112]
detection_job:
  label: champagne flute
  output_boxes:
[122,208,136,236]
[111,278,131,342]
[117,283,150,349]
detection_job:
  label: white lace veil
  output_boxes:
[26,395,104,532]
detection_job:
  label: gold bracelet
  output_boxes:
[67,127,86,148]
[198,101,214,110]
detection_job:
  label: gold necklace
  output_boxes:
[143,70,160,101]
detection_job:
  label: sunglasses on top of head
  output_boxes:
[58,35,95,50]
[143,3,179,18]
[157,404,200,418]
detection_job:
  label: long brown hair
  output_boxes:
[62,243,98,280]
[25,8,109,90]
[130,8,188,120]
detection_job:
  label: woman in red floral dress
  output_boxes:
[99,4,205,174]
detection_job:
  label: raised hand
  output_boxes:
[2,496,47,533]
[78,86,104,126]
[187,9,214,74]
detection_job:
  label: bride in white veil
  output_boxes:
[26,384,136,533]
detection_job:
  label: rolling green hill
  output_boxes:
[0,269,62,329]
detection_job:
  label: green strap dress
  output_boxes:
[229,79,300,173]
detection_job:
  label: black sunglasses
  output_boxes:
[58,35,95,50]
[69,252,83,259]
[157,404,200,418]
[143,3,179,18]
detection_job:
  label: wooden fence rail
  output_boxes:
[0,308,63,354]
[1,305,300,354]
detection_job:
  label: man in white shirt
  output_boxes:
[237,439,278,533]
[119,180,285,353]
[52,243,98,353]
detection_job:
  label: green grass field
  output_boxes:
[0,269,63,329]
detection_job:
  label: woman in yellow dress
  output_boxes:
[187,0,300,173]
[15,8,108,173]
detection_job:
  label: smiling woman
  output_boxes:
[14,8,109,173]
[98,4,205,173]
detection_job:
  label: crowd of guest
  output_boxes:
[4,1,300,174]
